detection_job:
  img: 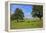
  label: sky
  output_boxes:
[10,4,33,18]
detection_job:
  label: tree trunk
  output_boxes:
[17,19,18,22]
[40,17,41,20]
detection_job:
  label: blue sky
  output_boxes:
[10,4,33,18]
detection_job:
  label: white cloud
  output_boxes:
[10,11,14,15]
[24,15,32,18]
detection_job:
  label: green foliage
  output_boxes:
[11,8,24,22]
[32,5,43,19]
[10,19,43,29]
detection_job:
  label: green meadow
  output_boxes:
[10,19,43,29]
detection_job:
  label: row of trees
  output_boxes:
[11,5,43,22]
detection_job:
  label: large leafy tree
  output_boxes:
[32,5,43,19]
[11,8,24,22]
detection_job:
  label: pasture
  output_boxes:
[10,19,43,29]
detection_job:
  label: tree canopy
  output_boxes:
[32,5,43,19]
[11,8,24,22]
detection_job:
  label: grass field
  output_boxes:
[10,19,43,29]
